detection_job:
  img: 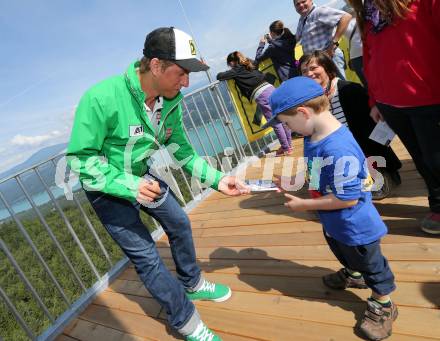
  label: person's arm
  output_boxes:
[319,7,352,56]
[360,25,384,122]
[284,193,358,211]
[165,106,249,195]
[216,69,237,81]
[165,105,224,190]
[66,91,143,201]
[255,40,274,64]
[333,12,352,43]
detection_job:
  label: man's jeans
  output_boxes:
[85,177,201,333]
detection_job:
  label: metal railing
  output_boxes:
[0,80,276,340]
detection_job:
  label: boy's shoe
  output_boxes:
[186,321,222,341]
[359,299,398,341]
[322,268,368,290]
[421,213,440,234]
[186,279,231,302]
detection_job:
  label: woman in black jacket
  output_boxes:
[217,51,292,155]
[255,20,298,82]
[298,51,402,199]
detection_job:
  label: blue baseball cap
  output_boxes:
[262,76,324,129]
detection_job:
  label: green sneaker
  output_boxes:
[186,321,222,341]
[186,279,231,302]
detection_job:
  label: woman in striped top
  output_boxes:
[298,51,402,199]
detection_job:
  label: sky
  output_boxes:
[0,0,343,174]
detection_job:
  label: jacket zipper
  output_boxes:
[156,100,181,140]
[125,72,182,141]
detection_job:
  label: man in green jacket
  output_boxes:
[67,27,249,341]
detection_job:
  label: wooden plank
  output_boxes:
[192,193,428,217]
[94,291,161,317]
[195,290,440,339]
[55,335,78,341]
[63,318,150,341]
[123,259,440,283]
[191,305,430,341]
[80,304,257,341]
[194,213,427,237]
[189,195,428,222]
[80,304,180,340]
[191,212,318,229]
[157,243,440,261]
[174,231,439,248]
[109,271,439,309]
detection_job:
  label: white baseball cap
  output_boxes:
[143,27,209,72]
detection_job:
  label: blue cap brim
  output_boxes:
[261,116,281,130]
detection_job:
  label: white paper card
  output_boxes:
[369,121,395,146]
[245,179,279,192]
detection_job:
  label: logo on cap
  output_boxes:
[189,40,196,55]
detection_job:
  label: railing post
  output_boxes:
[181,101,214,166]
[0,284,35,339]
[14,174,87,293]
[0,238,55,323]
[34,168,101,281]
[0,190,70,307]
[205,86,241,162]
[211,84,247,159]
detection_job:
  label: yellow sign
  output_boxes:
[226,42,359,143]
[338,36,361,84]
[226,59,280,143]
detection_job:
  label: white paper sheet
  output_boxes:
[369,121,396,146]
[245,179,279,192]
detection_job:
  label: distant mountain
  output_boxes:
[0,142,68,181]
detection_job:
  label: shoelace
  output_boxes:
[200,280,215,293]
[193,324,215,341]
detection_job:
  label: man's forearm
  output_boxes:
[333,13,352,42]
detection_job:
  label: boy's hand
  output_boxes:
[284,193,308,211]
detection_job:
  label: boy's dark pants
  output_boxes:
[324,233,396,295]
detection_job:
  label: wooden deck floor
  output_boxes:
[58,138,440,341]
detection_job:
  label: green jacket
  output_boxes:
[67,61,224,201]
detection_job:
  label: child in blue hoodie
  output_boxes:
[265,77,397,341]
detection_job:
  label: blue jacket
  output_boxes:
[255,30,298,82]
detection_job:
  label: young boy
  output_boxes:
[264,77,398,341]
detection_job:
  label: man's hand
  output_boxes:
[218,175,250,196]
[136,178,161,204]
[370,105,384,123]
[284,193,308,211]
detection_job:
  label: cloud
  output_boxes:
[10,130,62,146]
